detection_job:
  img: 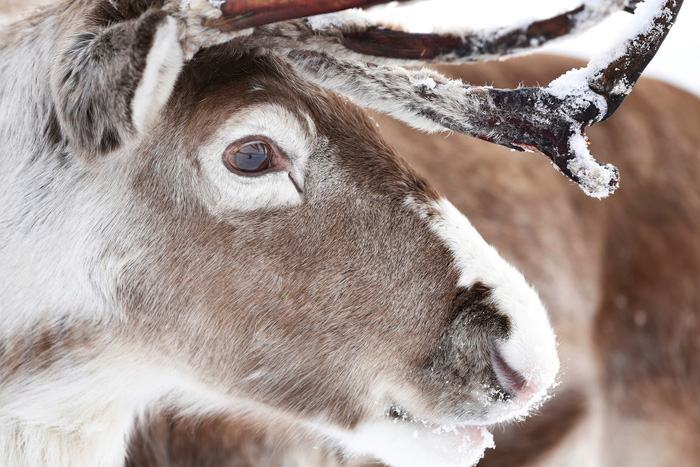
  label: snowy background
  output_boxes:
[368,0,700,96]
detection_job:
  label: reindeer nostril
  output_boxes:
[489,341,528,397]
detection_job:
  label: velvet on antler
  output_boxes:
[202,0,683,198]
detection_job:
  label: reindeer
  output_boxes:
[127,52,700,467]
[0,0,689,466]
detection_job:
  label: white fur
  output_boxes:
[173,0,254,59]
[0,27,318,465]
[316,418,494,467]
[0,171,121,333]
[426,198,560,418]
[0,346,238,467]
[196,103,315,214]
[131,16,184,133]
[292,55,446,134]
[299,197,560,467]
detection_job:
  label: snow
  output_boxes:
[549,1,699,98]
[546,0,673,120]
[566,130,620,199]
[305,1,680,198]
[411,76,438,91]
[548,67,607,113]
[584,0,671,79]
[349,0,691,198]
[307,9,372,30]
[544,0,676,198]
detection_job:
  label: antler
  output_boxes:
[200,0,683,198]
[212,0,630,65]
[205,0,412,31]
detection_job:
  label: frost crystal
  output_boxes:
[566,130,619,199]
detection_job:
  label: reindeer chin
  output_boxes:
[335,416,495,467]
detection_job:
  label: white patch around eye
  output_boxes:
[197,104,315,213]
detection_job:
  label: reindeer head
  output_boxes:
[4,0,679,465]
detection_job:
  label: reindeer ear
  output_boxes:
[51,7,184,158]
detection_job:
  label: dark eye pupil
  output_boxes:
[224,141,272,174]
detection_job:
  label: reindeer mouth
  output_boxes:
[385,404,495,461]
[387,405,492,433]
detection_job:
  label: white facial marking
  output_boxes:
[131,16,184,133]
[197,104,314,214]
[427,198,560,419]
[311,418,493,467]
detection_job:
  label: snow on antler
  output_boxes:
[305,0,628,63]
[204,0,412,31]
[286,50,619,198]
[221,0,630,66]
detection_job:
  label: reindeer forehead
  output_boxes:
[174,54,309,133]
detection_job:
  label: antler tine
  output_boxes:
[286,0,683,198]
[587,0,681,118]
[205,0,413,31]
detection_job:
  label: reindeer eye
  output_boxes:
[223,139,275,175]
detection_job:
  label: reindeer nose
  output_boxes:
[448,283,547,402]
[489,340,529,399]
[488,333,556,404]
